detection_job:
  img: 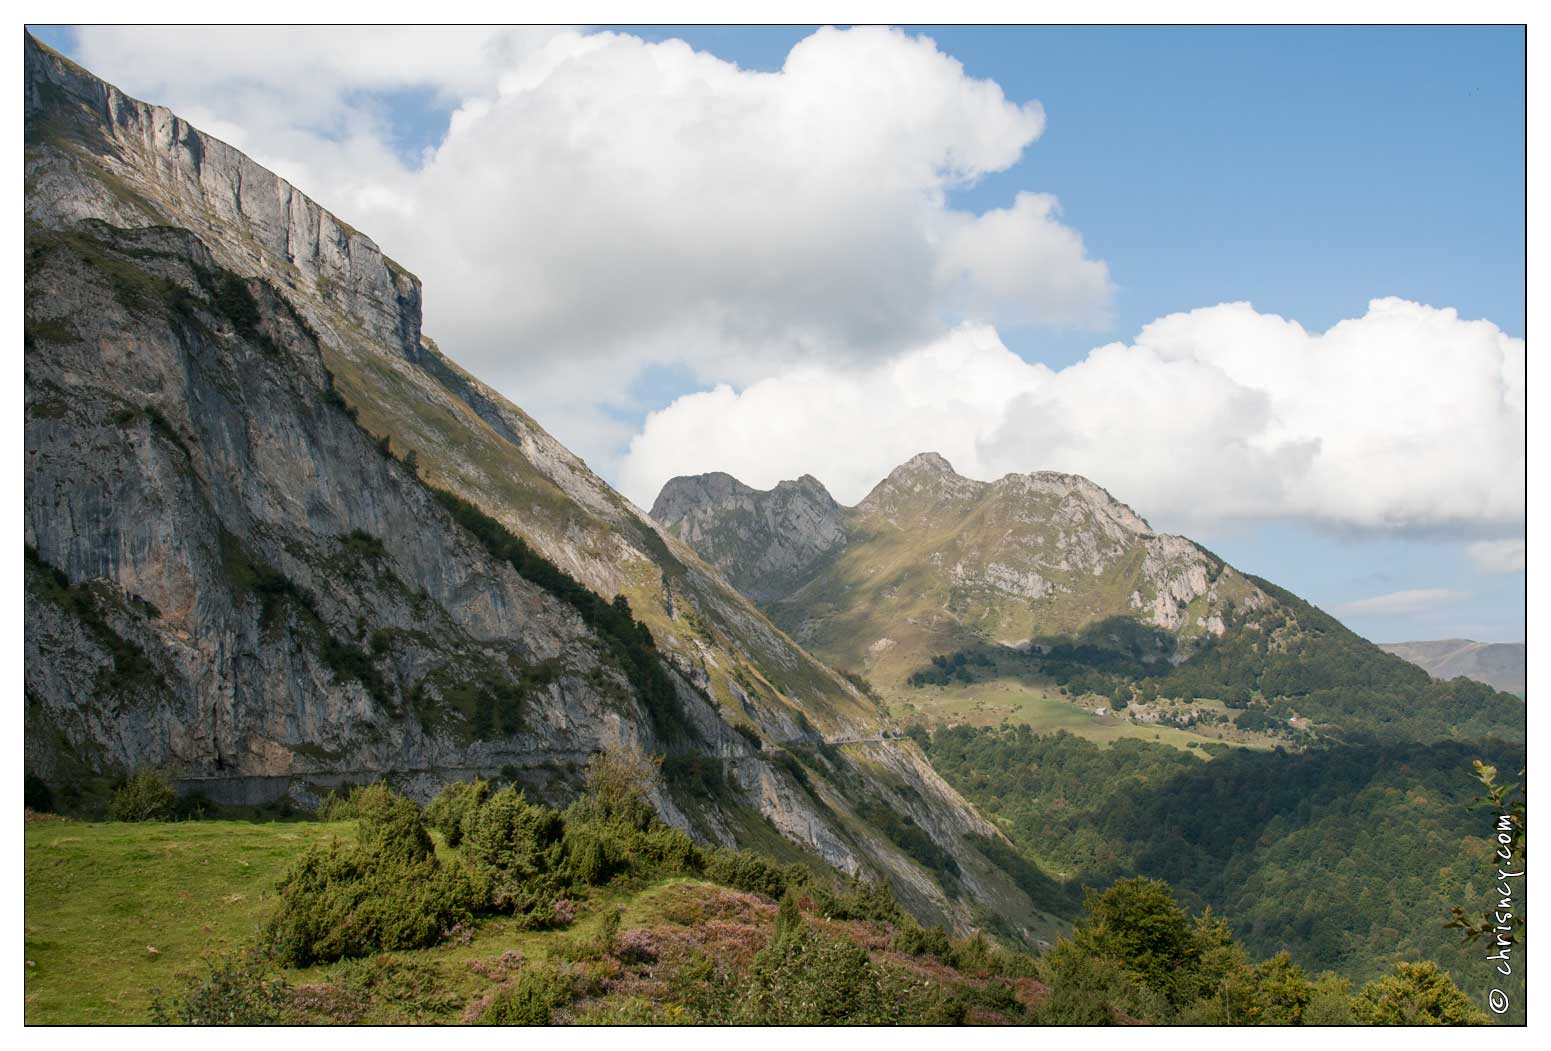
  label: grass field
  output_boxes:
[23,816,351,1023]
[893,678,1270,754]
[22,814,717,1024]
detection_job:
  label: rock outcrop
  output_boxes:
[651,472,848,603]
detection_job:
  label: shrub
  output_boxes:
[351,784,433,864]
[109,769,176,822]
[327,954,459,1020]
[810,877,902,924]
[461,786,566,916]
[172,790,215,821]
[424,778,490,847]
[1033,939,1156,1025]
[774,888,803,941]
[701,848,802,900]
[149,949,291,1025]
[735,925,899,1025]
[568,749,660,830]
[562,828,619,886]
[892,920,955,963]
[315,785,365,822]
[475,968,574,1025]
[265,841,488,966]
[265,787,486,966]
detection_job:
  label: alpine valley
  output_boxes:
[651,456,1526,1007]
[22,32,1525,1026]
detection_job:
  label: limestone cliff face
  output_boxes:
[651,472,847,603]
[650,452,1276,690]
[23,35,1045,937]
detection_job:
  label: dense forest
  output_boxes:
[918,722,1525,1021]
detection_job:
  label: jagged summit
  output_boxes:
[652,469,846,604]
[897,451,957,474]
[650,452,1276,690]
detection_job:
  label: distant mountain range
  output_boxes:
[1378,639,1526,697]
[652,455,1524,744]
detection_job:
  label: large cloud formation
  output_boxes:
[73,26,1112,461]
[620,299,1525,539]
[70,27,1524,556]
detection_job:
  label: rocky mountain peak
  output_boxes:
[899,451,957,475]
[651,471,846,603]
[650,472,757,519]
[991,470,1155,538]
[857,451,988,518]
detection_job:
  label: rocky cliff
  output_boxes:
[22,34,1048,938]
[650,472,847,603]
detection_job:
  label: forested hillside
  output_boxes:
[919,723,1525,1021]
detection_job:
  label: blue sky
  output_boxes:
[36,25,1525,644]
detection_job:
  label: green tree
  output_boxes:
[1071,877,1201,1008]
[1352,961,1491,1025]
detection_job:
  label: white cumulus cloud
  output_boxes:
[70,25,1112,466]
[620,299,1526,540]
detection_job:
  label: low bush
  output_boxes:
[892,920,955,962]
[475,968,575,1025]
[701,848,803,900]
[810,877,902,924]
[461,786,567,916]
[265,786,489,966]
[424,778,490,847]
[266,840,488,966]
[109,769,176,822]
[734,923,899,1025]
[352,783,434,864]
[314,784,369,822]
[149,949,291,1025]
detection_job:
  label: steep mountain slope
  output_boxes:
[1379,639,1526,697]
[21,35,1045,937]
[651,455,1524,744]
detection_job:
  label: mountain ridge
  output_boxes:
[23,33,1050,937]
[650,456,1523,745]
[1378,638,1526,697]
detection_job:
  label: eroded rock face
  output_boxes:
[651,472,848,603]
[24,35,1037,937]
